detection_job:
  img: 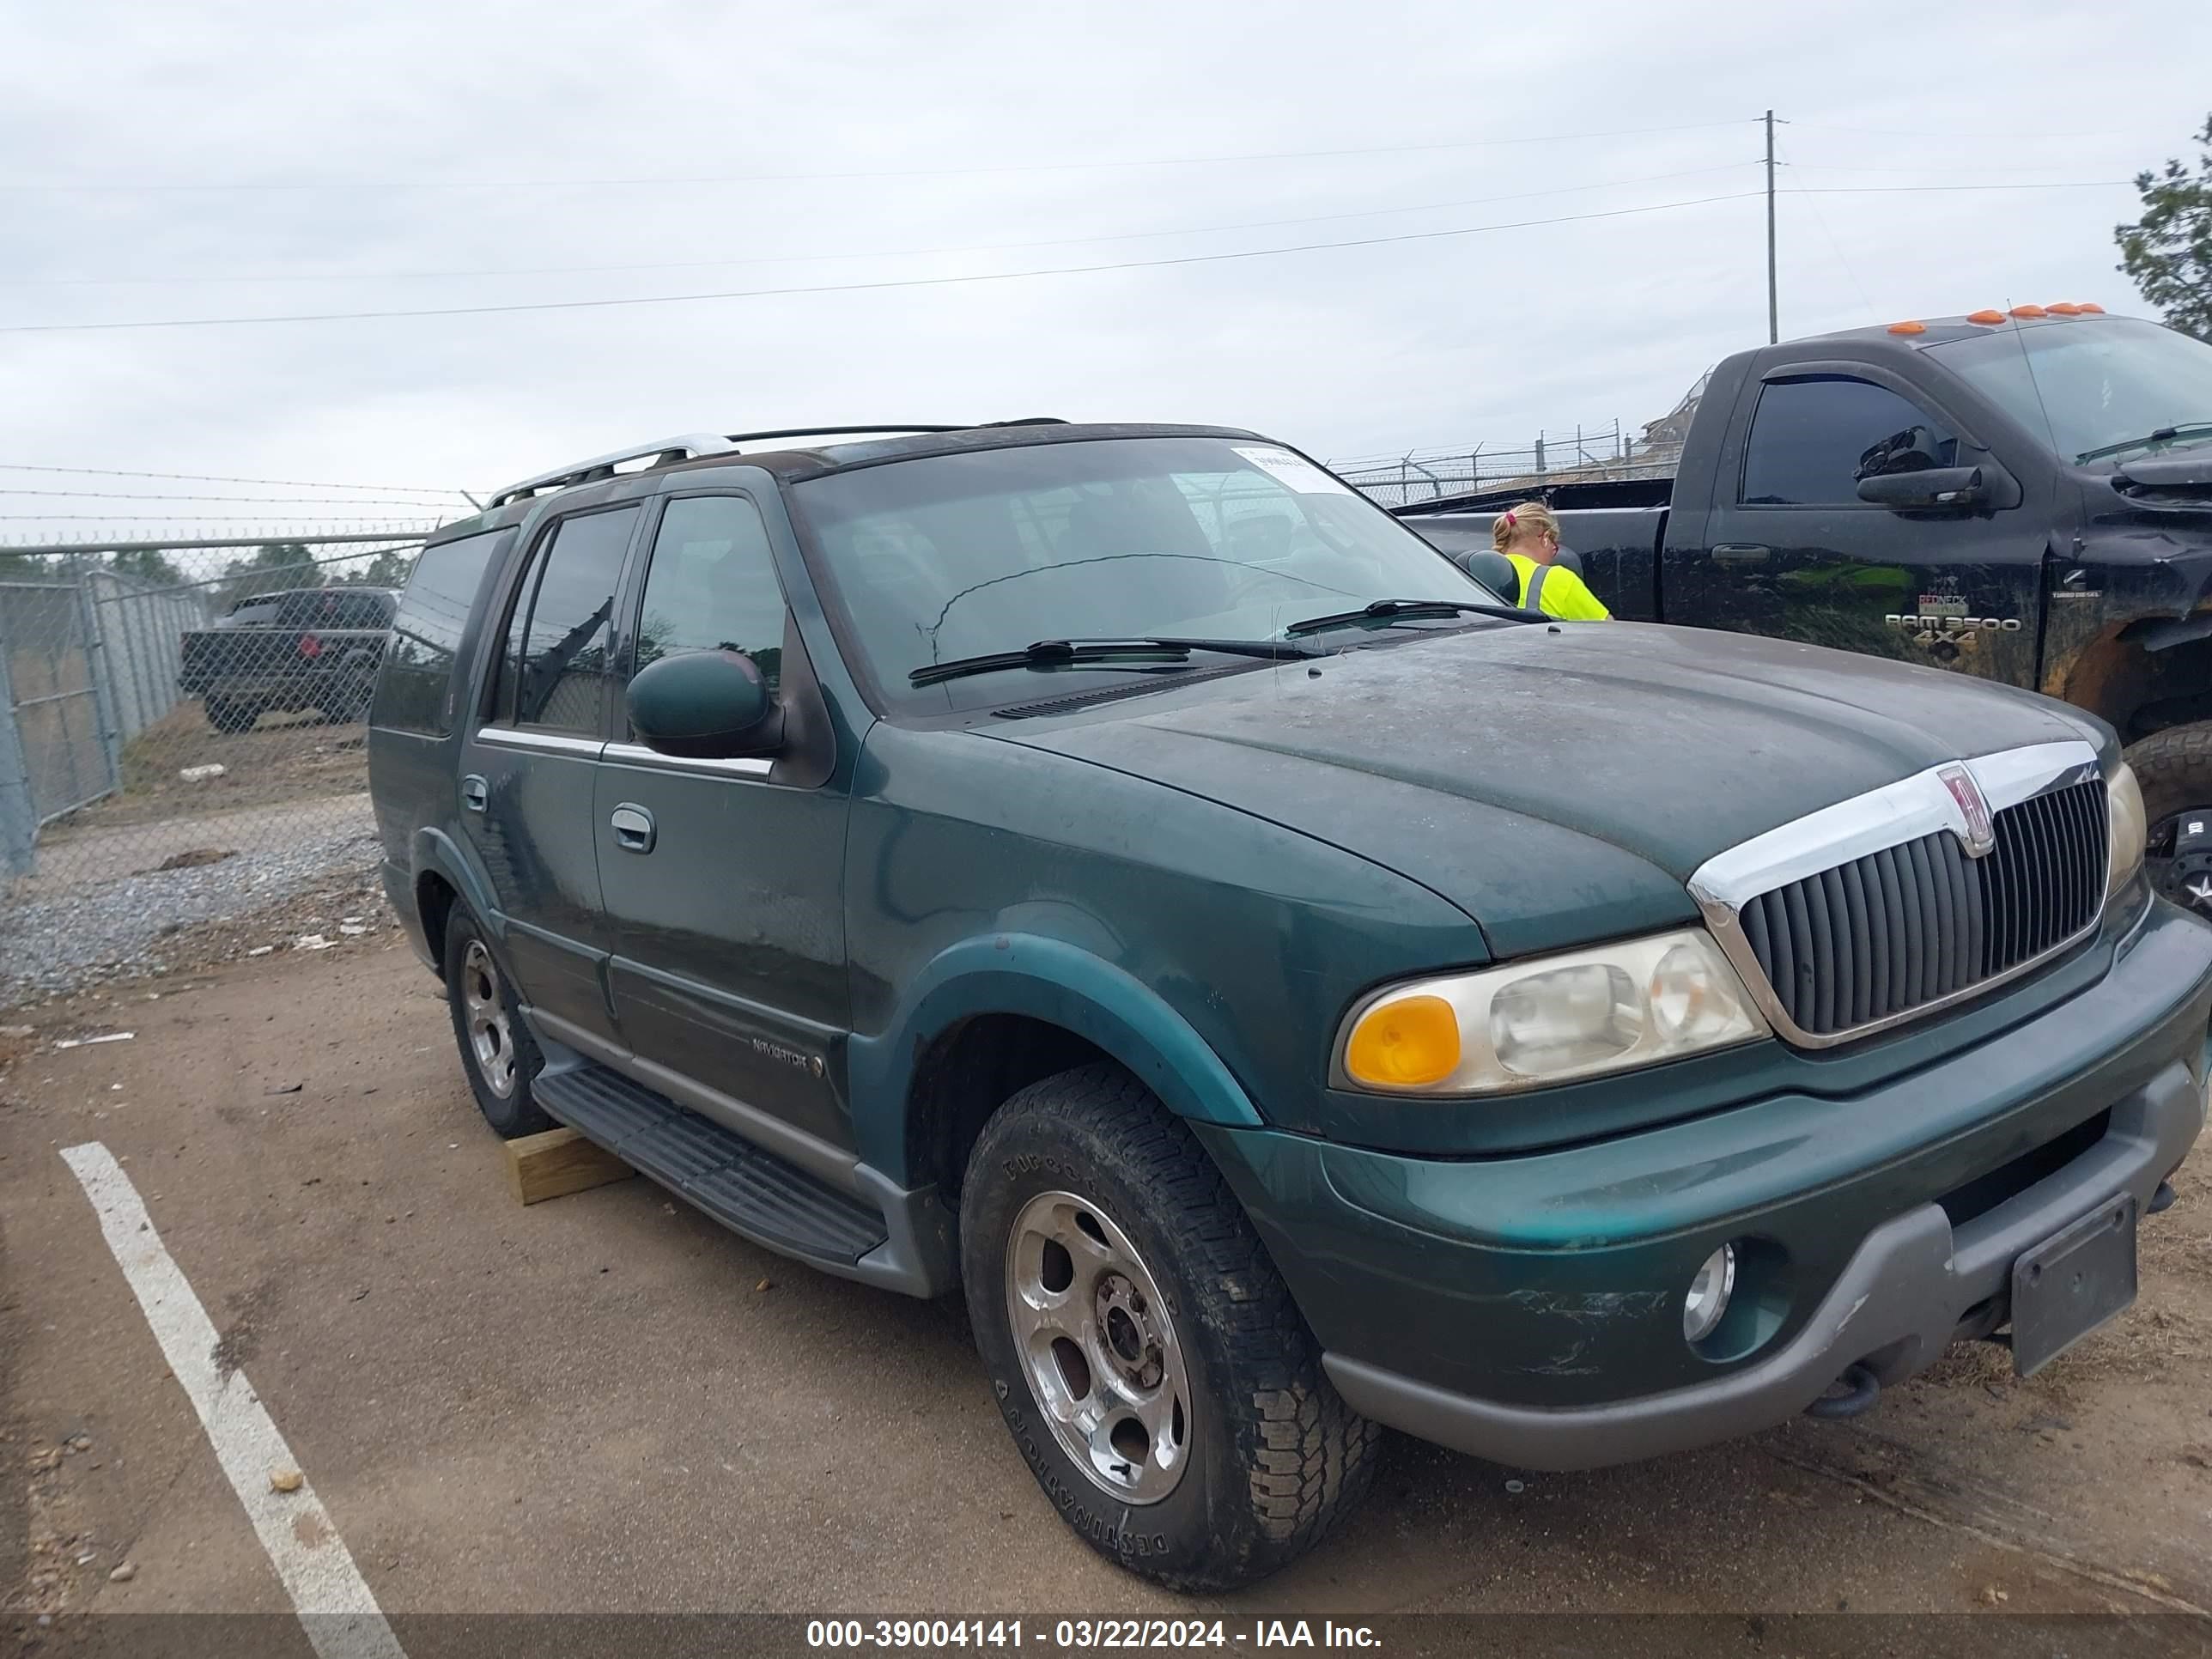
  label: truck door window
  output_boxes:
[495,505,638,732]
[629,495,787,709]
[1741,378,1958,505]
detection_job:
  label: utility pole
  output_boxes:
[1765,109,1778,344]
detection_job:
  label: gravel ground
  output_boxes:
[0,827,388,1004]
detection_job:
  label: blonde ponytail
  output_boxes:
[1492,500,1560,556]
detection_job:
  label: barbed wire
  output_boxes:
[0,462,470,495]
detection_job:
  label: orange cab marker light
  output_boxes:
[1887,320,1927,335]
[1966,309,2007,325]
[2010,305,2046,319]
[2077,301,2106,313]
[2047,302,2083,315]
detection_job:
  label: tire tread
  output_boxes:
[966,1062,1378,1589]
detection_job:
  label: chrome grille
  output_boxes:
[1736,778,2106,1040]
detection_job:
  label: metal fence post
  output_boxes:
[74,572,125,795]
[0,645,36,878]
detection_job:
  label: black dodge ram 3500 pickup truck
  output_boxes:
[1399,307,2212,910]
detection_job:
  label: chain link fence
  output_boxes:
[1328,421,1686,509]
[0,412,1698,994]
[0,530,437,997]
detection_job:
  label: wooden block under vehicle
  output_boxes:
[505,1127,635,1206]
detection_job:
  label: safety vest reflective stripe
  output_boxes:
[1522,562,1549,613]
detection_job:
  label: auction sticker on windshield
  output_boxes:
[1232,444,1355,496]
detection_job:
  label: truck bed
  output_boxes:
[1393,481,1671,619]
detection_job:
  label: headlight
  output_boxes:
[2108,762,2146,898]
[1335,928,1770,1096]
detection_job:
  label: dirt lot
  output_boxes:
[4,941,2211,1642]
[50,702,370,837]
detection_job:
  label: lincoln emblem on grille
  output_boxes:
[1938,763,1996,858]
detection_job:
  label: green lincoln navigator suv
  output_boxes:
[367,421,2209,1589]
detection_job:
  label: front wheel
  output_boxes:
[2125,725,2212,917]
[960,1064,1378,1591]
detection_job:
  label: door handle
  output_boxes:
[611,803,656,854]
[461,775,488,812]
[1711,543,1772,563]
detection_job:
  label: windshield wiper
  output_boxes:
[2076,421,2212,464]
[1282,597,1544,637]
[909,636,1316,688]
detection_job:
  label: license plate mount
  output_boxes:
[2009,1194,2138,1377]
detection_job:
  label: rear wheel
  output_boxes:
[442,908,551,1139]
[204,695,262,734]
[317,665,377,725]
[2125,725,2212,917]
[960,1063,1378,1590]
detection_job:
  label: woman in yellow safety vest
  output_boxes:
[1492,501,1610,620]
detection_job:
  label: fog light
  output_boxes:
[1683,1243,1737,1343]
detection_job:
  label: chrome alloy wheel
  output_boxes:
[460,938,517,1099]
[1004,1189,1192,1504]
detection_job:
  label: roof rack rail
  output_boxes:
[722,425,969,447]
[487,434,737,509]
[718,420,1069,449]
[488,421,1079,509]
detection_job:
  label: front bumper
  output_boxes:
[1196,896,2212,1472]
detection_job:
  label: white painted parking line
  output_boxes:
[62,1141,406,1659]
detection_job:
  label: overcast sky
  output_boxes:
[2,0,2208,540]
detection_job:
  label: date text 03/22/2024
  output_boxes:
[805,1620,1382,1650]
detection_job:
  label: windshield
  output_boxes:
[791,434,1504,707]
[1926,318,2212,465]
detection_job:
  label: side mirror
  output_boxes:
[627,649,783,760]
[1856,465,1986,510]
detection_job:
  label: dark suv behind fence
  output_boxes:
[368,422,2209,1589]
[181,585,397,732]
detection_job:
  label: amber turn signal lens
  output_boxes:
[1345,994,1462,1088]
[2010,304,2046,319]
[2077,301,2105,313]
[1887,320,1926,335]
[1966,309,2006,325]
[2047,302,2083,315]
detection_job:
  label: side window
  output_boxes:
[1740,378,1959,505]
[499,506,637,732]
[332,590,397,629]
[631,495,787,704]
[370,527,511,736]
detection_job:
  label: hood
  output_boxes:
[993,623,2102,957]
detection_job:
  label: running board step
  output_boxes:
[532,1060,888,1264]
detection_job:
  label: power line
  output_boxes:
[1780,160,2142,174]
[0,190,1765,335]
[0,514,447,523]
[0,163,1761,289]
[0,118,1759,194]
[1775,137,1881,326]
[1786,119,2133,142]
[0,462,466,495]
[1783,180,2130,194]
[0,487,471,506]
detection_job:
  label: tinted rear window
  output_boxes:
[372,529,513,735]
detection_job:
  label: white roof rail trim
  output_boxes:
[488,434,738,509]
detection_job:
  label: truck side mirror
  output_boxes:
[1856,466,1986,511]
[627,648,784,761]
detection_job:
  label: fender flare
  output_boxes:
[407,825,501,962]
[848,933,1264,1176]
